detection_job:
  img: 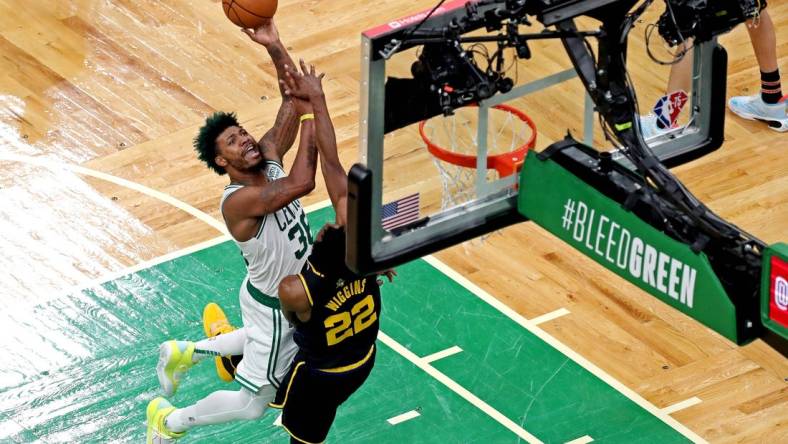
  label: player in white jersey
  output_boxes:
[145,19,319,443]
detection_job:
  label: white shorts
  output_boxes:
[235,277,298,394]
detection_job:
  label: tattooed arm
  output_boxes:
[242,19,301,164]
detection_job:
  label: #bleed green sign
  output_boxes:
[518,151,740,343]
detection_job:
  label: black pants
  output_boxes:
[270,349,376,443]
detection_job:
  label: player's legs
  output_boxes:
[146,386,275,442]
[728,9,787,131]
[665,41,693,95]
[270,361,337,443]
[203,302,244,381]
[640,41,692,139]
[155,328,247,396]
[167,385,275,430]
[148,281,296,440]
[271,349,376,443]
[233,278,298,393]
[748,9,778,75]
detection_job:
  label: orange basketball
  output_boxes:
[223,0,278,28]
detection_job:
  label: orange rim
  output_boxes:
[419,103,537,177]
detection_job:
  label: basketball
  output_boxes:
[223,0,278,28]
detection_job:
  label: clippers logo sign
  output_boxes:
[769,256,788,329]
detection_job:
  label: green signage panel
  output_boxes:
[518,151,740,343]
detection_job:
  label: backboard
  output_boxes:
[347,0,727,274]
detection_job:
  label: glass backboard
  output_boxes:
[347,0,727,274]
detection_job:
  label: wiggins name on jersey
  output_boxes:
[294,259,381,370]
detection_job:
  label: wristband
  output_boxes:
[299,113,314,123]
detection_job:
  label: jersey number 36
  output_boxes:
[324,295,377,346]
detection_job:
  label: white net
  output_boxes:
[421,105,534,210]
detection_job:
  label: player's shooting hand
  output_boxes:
[282,59,325,100]
[377,269,397,286]
[241,18,280,47]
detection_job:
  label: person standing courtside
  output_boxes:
[146,19,319,443]
[641,5,786,136]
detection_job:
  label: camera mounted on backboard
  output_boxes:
[658,0,766,46]
[411,41,514,116]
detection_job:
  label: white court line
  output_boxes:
[565,435,594,444]
[386,410,420,425]
[422,345,463,363]
[378,332,543,443]
[304,199,333,214]
[0,152,333,261]
[422,255,708,444]
[0,153,228,233]
[65,200,333,294]
[662,397,702,415]
[273,413,283,427]
[62,235,229,296]
[530,308,570,326]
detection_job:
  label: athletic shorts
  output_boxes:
[270,345,376,444]
[235,277,299,395]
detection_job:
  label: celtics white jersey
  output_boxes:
[220,160,313,297]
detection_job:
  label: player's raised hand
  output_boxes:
[241,18,280,47]
[282,59,325,100]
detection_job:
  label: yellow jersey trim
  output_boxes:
[268,361,305,409]
[307,260,324,278]
[318,344,375,373]
[297,274,313,307]
[282,423,324,444]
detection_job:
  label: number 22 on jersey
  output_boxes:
[324,294,377,346]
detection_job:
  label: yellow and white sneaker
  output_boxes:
[203,302,238,382]
[146,397,185,444]
[156,341,195,397]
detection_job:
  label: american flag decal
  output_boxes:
[381,193,420,230]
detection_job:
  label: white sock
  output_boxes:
[164,386,275,432]
[192,327,247,363]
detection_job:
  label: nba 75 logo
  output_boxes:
[653,90,688,129]
[769,255,788,329]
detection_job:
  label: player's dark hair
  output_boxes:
[194,111,239,175]
[311,225,355,279]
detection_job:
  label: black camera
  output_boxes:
[411,42,512,115]
[658,0,765,46]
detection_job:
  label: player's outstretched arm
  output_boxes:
[282,60,348,225]
[242,19,300,163]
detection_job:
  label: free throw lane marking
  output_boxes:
[565,435,594,444]
[422,345,463,364]
[662,397,702,415]
[387,410,420,425]
[530,308,570,325]
[378,332,544,443]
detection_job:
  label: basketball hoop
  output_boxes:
[419,104,537,210]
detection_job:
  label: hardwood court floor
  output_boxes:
[0,0,785,442]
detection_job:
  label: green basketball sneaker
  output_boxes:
[156,341,195,396]
[146,397,185,443]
